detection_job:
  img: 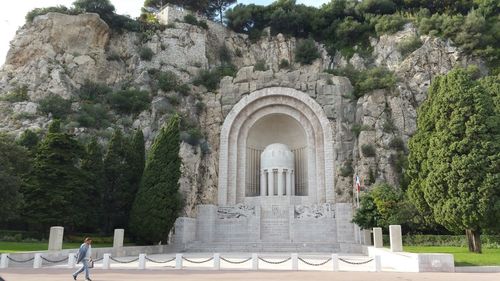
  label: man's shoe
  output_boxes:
[85,278,92,281]
[72,275,76,280]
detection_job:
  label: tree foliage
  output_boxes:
[0,134,31,223]
[130,115,183,243]
[407,68,500,252]
[22,120,87,231]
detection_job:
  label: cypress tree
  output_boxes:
[130,115,183,243]
[103,129,131,232]
[407,68,500,253]
[127,129,145,205]
[23,120,87,231]
[81,137,105,232]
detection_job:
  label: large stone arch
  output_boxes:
[218,87,335,205]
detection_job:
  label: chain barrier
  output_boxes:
[182,257,214,264]
[109,257,139,264]
[258,257,291,265]
[6,256,35,263]
[220,257,252,264]
[41,256,69,264]
[93,257,103,262]
[338,258,373,265]
[145,257,176,264]
[298,257,332,266]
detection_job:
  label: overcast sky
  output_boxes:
[0,0,329,66]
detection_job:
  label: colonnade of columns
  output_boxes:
[260,168,295,196]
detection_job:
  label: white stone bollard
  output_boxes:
[102,254,111,269]
[113,229,125,248]
[389,225,403,252]
[33,253,42,268]
[373,227,383,248]
[374,255,381,272]
[291,253,298,270]
[331,254,339,272]
[213,253,220,270]
[48,226,64,251]
[68,253,76,268]
[175,253,183,269]
[138,254,146,269]
[0,253,9,269]
[363,229,372,245]
[252,253,258,270]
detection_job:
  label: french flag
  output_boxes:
[355,175,361,192]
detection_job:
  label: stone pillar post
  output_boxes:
[260,170,266,196]
[175,253,183,269]
[213,253,220,270]
[331,254,339,272]
[277,168,284,196]
[68,253,76,268]
[286,169,292,196]
[252,253,258,270]
[48,226,64,251]
[373,227,383,248]
[138,254,146,269]
[113,229,125,255]
[291,170,295,195]
[102,254,111,269]
[268,169,274,196]
[363,229,372,245]
[0,254,9,269]
[389,225,403,252]
[33,253,42,268]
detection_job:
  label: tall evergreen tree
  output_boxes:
[207,0,237,23]
[23,120,87,231]
[130,115,183,243]
[17,129,39,152]
[128,129,145,199]
[103,129,141,232]
[81,137,105,232]
[0,134,31,224]
[407,68,500,253]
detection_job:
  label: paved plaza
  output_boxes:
[1,268,499,281]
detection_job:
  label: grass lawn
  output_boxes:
[404,246,500,266]
[0,242,113,253]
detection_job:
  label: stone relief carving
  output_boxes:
[294,203,335,219]
[218,203,256,219]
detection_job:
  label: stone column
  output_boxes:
[373,227,383,248]
[286,169,292,196]
[260,170,267,196]
[363,229,372,245]
[268,169,274,196]
[277,168,284,196]
[48,226,64,251]
[389,225,403,252]
[113,229,124,248]
[291,170,295,195]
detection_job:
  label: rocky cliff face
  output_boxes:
[0,12,483,216]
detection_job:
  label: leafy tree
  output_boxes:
[103,129,133,233]
[81,138,105,232]
[72,0,115,17]
[38,95,72,119]
[107,89,151,114]
[207,0,237,23]
[17,129,39,152]
[22,120,87,231]
[357,0,397,15]
[130,115,183,243]
[407,68,500,253]
[295,38,320,65]
[0,134,31,223]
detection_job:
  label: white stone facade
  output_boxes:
[173,87,359,252]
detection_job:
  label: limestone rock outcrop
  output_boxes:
[0,12,483,213]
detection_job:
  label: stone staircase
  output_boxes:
[181,241,342,253]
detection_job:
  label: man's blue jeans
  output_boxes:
[73,259,90,279]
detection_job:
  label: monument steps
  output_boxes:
[182,241,341,253]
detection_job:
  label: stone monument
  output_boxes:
[173,87,360,252]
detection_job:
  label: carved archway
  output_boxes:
[218,87,335,205]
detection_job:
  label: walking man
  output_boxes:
[72,237,93,281]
